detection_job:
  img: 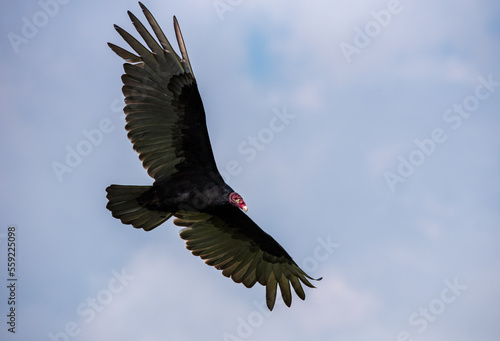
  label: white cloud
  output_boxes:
[293,272,381,330]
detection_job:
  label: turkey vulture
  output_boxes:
[105,2,320,310]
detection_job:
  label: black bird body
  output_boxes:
[106,2,320,310]
[137,173,233,212]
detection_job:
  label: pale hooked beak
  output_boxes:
[242,206,248,212]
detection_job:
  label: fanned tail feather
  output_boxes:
[106,185,172,231]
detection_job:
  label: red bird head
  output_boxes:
[229,192,247,212]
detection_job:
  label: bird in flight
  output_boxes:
[106,2,320,310]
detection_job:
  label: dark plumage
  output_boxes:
[105,2,320,310]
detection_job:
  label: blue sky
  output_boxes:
[1,0,499,340]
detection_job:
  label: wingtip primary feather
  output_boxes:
[139,3,177,52]
[266,272,278,311]
[108,42,142,63]
[278,274,292,307]
[173,15,193,75]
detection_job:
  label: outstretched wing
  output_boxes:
[174,206,321,310]
[109,2,222,184]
